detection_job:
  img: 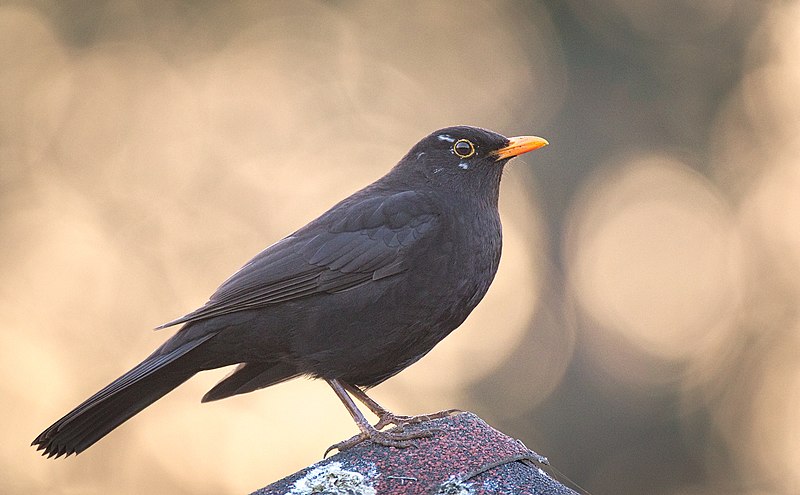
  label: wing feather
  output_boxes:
[157,190,439,329]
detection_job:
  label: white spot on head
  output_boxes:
[433,167,444,174]
[458,162,469,170]
[437,134,455,143]
[417,152,426,159]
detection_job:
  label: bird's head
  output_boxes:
[392,125,548,196]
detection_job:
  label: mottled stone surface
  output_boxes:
[252,412,578,495]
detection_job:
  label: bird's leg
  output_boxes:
[325,378,434,455]
[342,382,460,431]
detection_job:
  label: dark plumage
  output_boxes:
[33,125,548,457]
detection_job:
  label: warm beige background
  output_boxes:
[2,1,799,494]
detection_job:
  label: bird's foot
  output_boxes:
[374,408,461,430]
[325,423,437,456]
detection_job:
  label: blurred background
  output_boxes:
[2,0,799,493]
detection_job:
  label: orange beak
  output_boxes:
[492,135,549,161]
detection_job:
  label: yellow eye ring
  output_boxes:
[453,139,475,158]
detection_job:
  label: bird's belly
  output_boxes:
[291,251,498,386]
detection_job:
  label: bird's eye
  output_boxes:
[453,139,475,158]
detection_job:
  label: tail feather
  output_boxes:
[33,334,215,457]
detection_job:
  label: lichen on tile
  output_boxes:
[286,461,376,495]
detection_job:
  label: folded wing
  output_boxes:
[157,190,439,329]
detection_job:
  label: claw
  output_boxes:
[325,424,436,456]
[374,408,461,430]
[324,380,458,457]
[325,432,367,457]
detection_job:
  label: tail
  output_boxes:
[32,333,215,458]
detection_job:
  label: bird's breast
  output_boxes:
[407,207,502,324]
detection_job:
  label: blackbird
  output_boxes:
[33,125,548,458]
